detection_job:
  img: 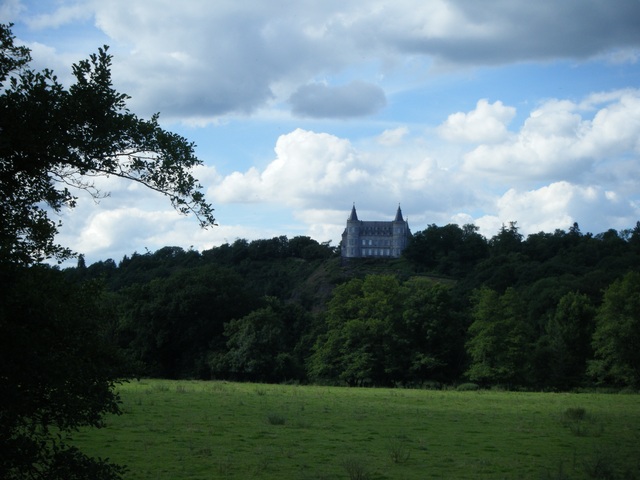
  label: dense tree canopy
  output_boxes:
[308,275,463,386]
[50,218,640,394]
[403,223,488,276]
[117,265,254,379]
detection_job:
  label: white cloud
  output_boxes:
[211,127,471,212]
[212,128,366,207]
[462,89,640,182]
[74,208,178,253]
[577,90,640,157]
[293,208,347,245]
[377,126,409,146]
[438,99,516,143]
[488,181,638,236]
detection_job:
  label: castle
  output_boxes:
[341,205,411,258]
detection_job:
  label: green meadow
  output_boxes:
[73,380,640,479]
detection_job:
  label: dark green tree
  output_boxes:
[401,278,464,383]
[588,272,640,387]
[309,276,406,386]
[465,287,533,386]
[221,297,307,382]
[0,267,128,479]
[0,24,215,479]
[540,291,595,389]
[489,221,523,256]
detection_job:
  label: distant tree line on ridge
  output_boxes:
[55,221,640,390]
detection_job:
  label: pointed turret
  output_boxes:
[348,203,359,221]
[394,204,404,222]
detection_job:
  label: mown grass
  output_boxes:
[72,380,640,479]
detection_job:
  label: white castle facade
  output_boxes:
[341,205,411,258]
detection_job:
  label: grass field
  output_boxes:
[73,380,640,479]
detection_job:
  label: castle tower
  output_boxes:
[392,204,409,256]
[342,204,361,258]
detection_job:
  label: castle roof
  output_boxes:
[347,204,407,225]
[394,205,404,222]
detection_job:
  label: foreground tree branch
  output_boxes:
[0,24,215,265]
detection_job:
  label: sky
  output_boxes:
[3,0,640,265]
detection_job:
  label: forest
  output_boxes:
[54,220,640,391]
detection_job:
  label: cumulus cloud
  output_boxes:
[438,99,515,143]
[462,89,640,182]
[289,81,386,118]
[210,128,473,233]
[485,181,638,237]
[61,200,286,264]
[212,128,367,207]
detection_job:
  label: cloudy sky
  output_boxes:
[3,0,640,265]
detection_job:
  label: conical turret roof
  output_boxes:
[394,204,404,222]
[348,204,359,221]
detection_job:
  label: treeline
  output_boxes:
[53,222,640,390]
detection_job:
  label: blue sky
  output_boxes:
[3,0,640,265]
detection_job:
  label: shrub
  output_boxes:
[387,437,411,464]
[560,407,605,437]
[456,382,480,391]
[341,456,371,480]
[266,412,286,425]
[583,449,617,480]
[563,407,587,422]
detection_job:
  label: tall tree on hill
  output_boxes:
[402,223,488,276]
[0,24,215,479]
[588,272,640,388]
[541,291,596,389]
[489,222,523,256]
[465,287,533,386]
